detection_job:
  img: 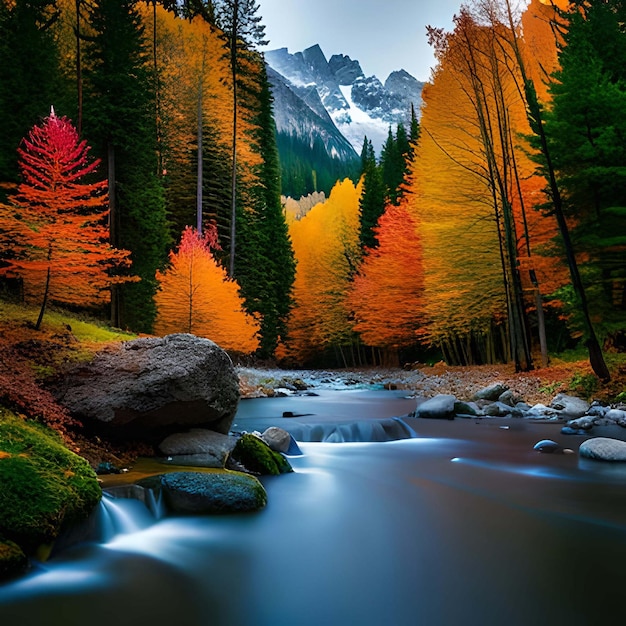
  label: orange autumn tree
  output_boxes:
[0,110,133,329]
[348,197,424,362]
[154,225,259,353]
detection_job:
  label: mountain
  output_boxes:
[266,45,424,155]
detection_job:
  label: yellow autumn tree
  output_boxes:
[154,226,259,353]
[285,178,362,363]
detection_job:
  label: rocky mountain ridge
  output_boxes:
[265,44,425,154]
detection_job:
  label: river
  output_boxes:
[1,389,626,625]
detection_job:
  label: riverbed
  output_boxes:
[1,388,626,625]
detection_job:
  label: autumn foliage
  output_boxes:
[0,112,133,322]
[349,197,424,350]
[154,226,259,353]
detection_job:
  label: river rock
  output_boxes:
[567,416,595,430]
[416,394,456,419]
[159,429,238,468]
[260,427,292,453]
[550,393,590,418]
[454,401,480,417]
[533,439,560,453]
[160,471,267,513]
[498,389,522,407]
[232,433,293,475]
[579,437,626,462]
[473,383,508,402]
[56,334,240,439]
[606,408,626,425]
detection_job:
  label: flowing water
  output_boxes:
[1,389,626,625]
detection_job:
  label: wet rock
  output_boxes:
[160,471,267,514]
[159,429,238,468]
[57,334,239,440]
[579,437,626,462]
[483,402,512,417]
[550,393,590,419]
[0,538,28,581]
[473,383,508,402]
[232,433,293,475]
[561,426,587,436]
[416,394,456,419]
[525,403,558,419]
[454,401,480,416]
[606,408,626,424]
[534,439,560,453]
[498,389,523,407]
[260,427,292,453]
[567,416,595,430]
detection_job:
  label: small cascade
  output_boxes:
[97,494,157,543]
[144,488,167,520]
[284,417,416,443]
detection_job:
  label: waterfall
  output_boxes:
[97,493,159,543]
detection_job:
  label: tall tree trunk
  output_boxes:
[197,81,203,233]
[75,0,82,134]
[35,244,52,330]
[108,141,119,326]
[503,0,610,382]
[228,0,239,277]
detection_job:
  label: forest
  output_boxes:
[1,0,625,383]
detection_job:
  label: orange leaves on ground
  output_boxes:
[154,226,259,353]
[349,198,424,349]
[0,112,133,308]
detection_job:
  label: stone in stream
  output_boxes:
[533,439,560,453]
[159,429,238,468]
[159,471,267,514]
[415,394,456,419]
[579,437,626,462]
[260,426,302,455]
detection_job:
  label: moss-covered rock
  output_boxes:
[157,471,267,514]
[232,433,293,475]
[0,408,102,552]
[0,537,28,580]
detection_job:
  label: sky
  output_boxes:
[257,0,465,82]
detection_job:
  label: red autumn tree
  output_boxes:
[0,110,133,328]
[348,198,424,358]
[154,226,260,353]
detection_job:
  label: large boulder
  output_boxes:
[56,334,240,439]
[550,393,590,419]
[579,437,626,462]
[158,471,267,514]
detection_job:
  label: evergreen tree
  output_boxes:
[358,137,385,250]
[0,0,65,189]
[213,0,267,275]
[545,0,626,347]
[82,0,169,332]
[380,124,409,205]
[235,60,295,358]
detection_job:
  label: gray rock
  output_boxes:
[56,334,240,437]
[579,437,626,462]
[533,439,560,453]
[416,394,456,419]
[550,393,590,418]
[454,401,481,416]
[498,389,523,407]
[261,427,292,453]
[525,403,558,419]
[160,471,267,513]
[159,429,239,468]
[483,401,513,417]
[473,383,508,402]
[567,416,595,430]
[606,408,626,423]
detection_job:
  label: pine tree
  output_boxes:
[82,0,169,332]
[0,112,133,329]
[358,137,385,250]
[213,0,267,275]
[235,61,296,357]
[0,0,65,188]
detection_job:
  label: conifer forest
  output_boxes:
[1,0,625,380]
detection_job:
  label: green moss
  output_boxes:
[0,537,28,580]
[0,409,102,552]
[232,433,293,476]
